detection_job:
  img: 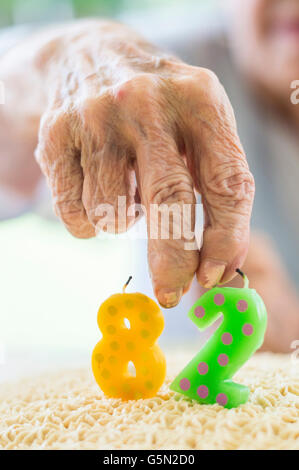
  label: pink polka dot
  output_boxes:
[237,300,248,312]
[197,362,209,375]
[194,306,205,318]
[216,393,228,406]
[179,378,190,391]
[214,294,225,306]
[197,385,209,399]
[221,332,233,345]
[242,323,254,336]
[218,354,229,366]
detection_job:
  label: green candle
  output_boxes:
[170,270,267,408]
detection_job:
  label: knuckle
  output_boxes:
[78,96,99,120]
[198,69,222,104]
[40,110,69,141]
[35,110,71,177]
[116,74,164,139]
[55,200,94,239]
[149,174,195,207]
[175,74,197,93]
[77,94,110,130]
[176,67,222,106]
[198,68,220,88]
[54,199,80,222]
[206,162,255,207]
[182,67,219,87]
[37,110,69,157]
[116,73,161,106]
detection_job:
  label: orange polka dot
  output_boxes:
[95,353,104,363]
[110,341,119,351]
[107,325,116,335]
[141,330,150,338]
[108,305,117,316]
[139,312,149,322]
[145,381,154,390]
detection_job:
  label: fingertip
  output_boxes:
[218,267,239,286]
[156,287,183,309]
[197,259,226,289]
[66,224,96,239]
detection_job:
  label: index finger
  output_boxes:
[136,131,199,308]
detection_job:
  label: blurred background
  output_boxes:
[0,0,218,27]
[1,0,299,382]
[0,0,222,46]
[0,0,220,383]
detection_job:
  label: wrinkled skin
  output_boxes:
[0,21,254,307]
[0,16,298,351]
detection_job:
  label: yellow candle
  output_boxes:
[92,277,166,400]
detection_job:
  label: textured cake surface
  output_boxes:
[0,353,298,450]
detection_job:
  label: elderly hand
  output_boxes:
[14,21,255,307]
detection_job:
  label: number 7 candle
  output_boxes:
[170,269,267,408]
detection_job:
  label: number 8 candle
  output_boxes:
[92,277,166,400]
[170,270,267,408]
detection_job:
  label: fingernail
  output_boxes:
[157,288,183,309]
[198,260,226,288]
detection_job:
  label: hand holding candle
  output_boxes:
[170,270,267,408]
[92,277,166,400]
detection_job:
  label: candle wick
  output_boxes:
[236,269,249,288]
[123,276,132,293]
[236,268,244,278]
